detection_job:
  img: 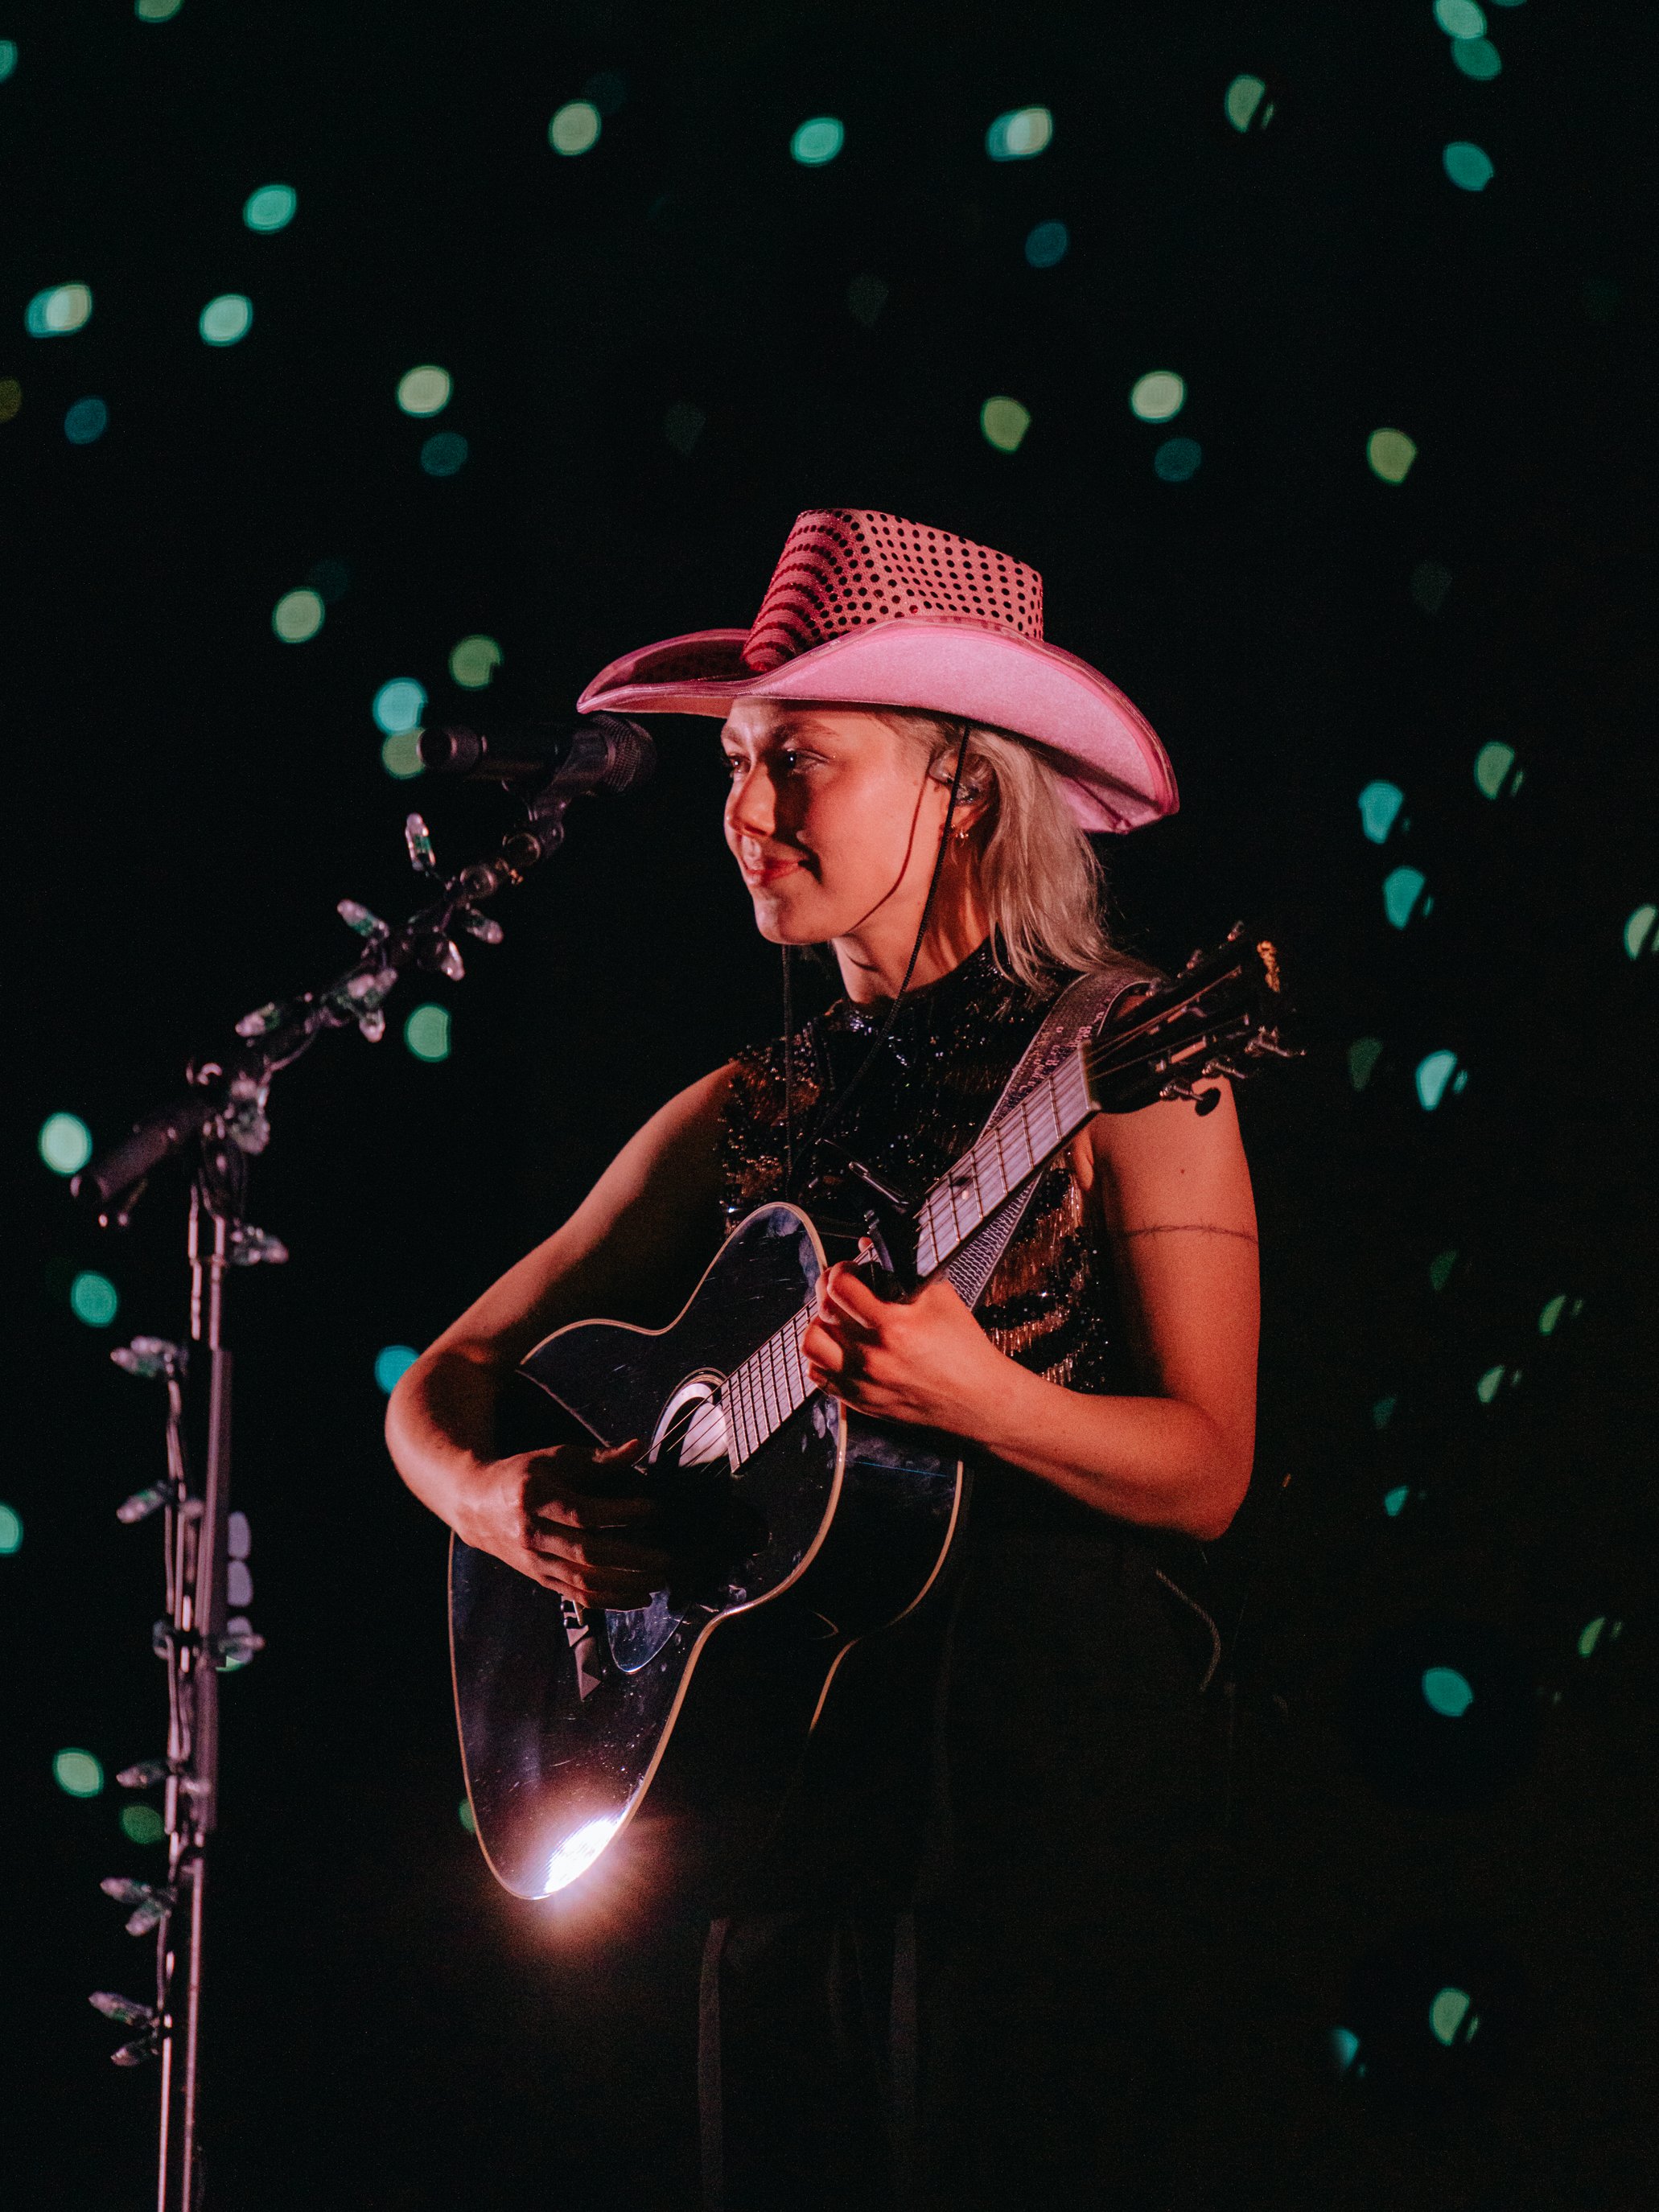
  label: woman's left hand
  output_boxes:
[800,1260,1011,1437]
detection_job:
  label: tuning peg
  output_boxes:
[91,1989,156,2029]
[113,2031,160,2068]
[357,1008,386,1043]
[419,936,465,981]
[459,909,504,945]
[216,1616,265,1670]
[228,1224,288,1266]
[405,813,438,874]
[117,1758,171,1789]
[343,965,399,1011]
[337,898,389,942]
[101,1878,177,1936]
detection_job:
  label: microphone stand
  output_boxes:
[79,769,603,2210]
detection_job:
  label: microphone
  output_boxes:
[418,713,656,796]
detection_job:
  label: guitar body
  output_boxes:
[449,1203,964,1902]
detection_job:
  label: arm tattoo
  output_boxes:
[1115,1223,1260,1246]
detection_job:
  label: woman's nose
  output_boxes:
[725,763,776,841]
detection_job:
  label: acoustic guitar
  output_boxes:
[450,930,1287,1902]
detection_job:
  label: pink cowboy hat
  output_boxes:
[577,508,1178,833]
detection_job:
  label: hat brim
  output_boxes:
[576,619,1177,833]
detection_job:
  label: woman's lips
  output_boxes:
[741,855,804,886]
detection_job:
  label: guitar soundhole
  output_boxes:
[605,1375,767,1673]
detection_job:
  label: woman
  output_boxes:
[387,510,1258,2210]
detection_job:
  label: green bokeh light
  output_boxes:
[1476,1363,1507,1404]
[449,635,502,689]
[550,101,602,156]
[200,294,253,346]
[404,1004,451,1063]
[373,679,426,735]
[398,365,451,417]
[243,183,297,232]
[1415,1050,1459,1110]
[1422,1667,1475,1717]
[1623,904,1657,958]
[790,117,845,167]
[1383,1486,1409,1518]
[272,589,324,643]
[1443,141,1494,191]
[1130,371,1185,422]
[0,40,16,80]
[980,396,1031,453]
[1538,1293,1566,1335]
[1348,1037,1383,1092]
[1474,741,1519,797]
[0,1503,22,1554]
[39,1112,93,1175]
[1451,37,1501,78]
[1224,75,1270,132]
[1383,866,1426,929]
[1358,781,1405,844]
[381,730,424,779]
[375,1345,418,1394]
[420,432,468,476]
[121,1803,166,1845]
[70,1271,120,1327]
[459,1798,477,1833]
[136,0,184,18]
[1429,1986,1476,2045]
[65,397,109,445]
[1577,1615,1606,1659]
[54,1748,105,1797]
[26,283,93,337]
[1435,0,1486,35]
[1367,429,1417,483]
[1429,1248,1458,1292]
[1154,438,1201,483]
[986,107,1052,161]
[1024,221,1069,269]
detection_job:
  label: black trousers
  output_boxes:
[700,1525,1218,2211]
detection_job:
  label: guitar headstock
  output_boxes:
[1087,925,1298,1116]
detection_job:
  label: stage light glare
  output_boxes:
[450,635,502,689]
[0,378,19,421]
[1224,75,1270,131]
[550,101,602,156]
[1023,220,1069,269]
[1430,1987,1476,2044]
[26,283,93,337]
[1435,0,1486,35]
[1623,903,1657,958]
[1422,1667,1476,1718]
[0,40,16,80]
[1358,780,1405,844]
[1154,437,1201,483]
[397,365,451,417]
[1130,371,1185,422]
[373,679,427,735]
[1451,37,1501,78]
[1367,430,1417,484]
[64,397,108,445]
[272,589,324,643]
[375,1345,418,1395]
[790,117,844,167]
[404,1004,451,1063]
[1473,741,1519,797]
[200,294,253,347]
[0,1503,22,1554]
[421,432,469,476]
[1443,141,1494,191]
[243,183,297,232]
[986,107,1052,161]
[121,1804,166,1845]
[1414,1050,1459,1110]
[980,396,1031,453]
[136,0,183,17]
[541,1814,621,1895]
[55,1748,105,1796]
[1383,866,1426,928]
[39,1112,94,1175]
[1348,1037,1384,1091]
[71,1272,120,1327]
[381,730,424,779]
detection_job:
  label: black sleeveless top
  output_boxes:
[718,940,1162,1548]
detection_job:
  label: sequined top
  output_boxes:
[718,941,1141,1404]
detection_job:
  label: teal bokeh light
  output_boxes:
[70,1271,119,1327]
[243,183,298,232]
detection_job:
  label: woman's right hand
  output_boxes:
[463,1438,672,1607]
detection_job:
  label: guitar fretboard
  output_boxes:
[913,1049,1094,1280]
[720,1048,1096,1469]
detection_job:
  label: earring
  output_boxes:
[953,825,970,843]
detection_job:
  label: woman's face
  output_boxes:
[721,701,950,949]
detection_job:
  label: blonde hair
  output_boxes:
[881,712,1118,990]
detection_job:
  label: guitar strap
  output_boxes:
[940,956,1154,1312]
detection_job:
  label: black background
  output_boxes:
[3,1,1655,2203]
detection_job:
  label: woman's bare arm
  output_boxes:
[802,1083,1259,1542]
[385,1065,732,1597]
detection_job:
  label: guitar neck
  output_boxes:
[913,1048,1096,1280]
